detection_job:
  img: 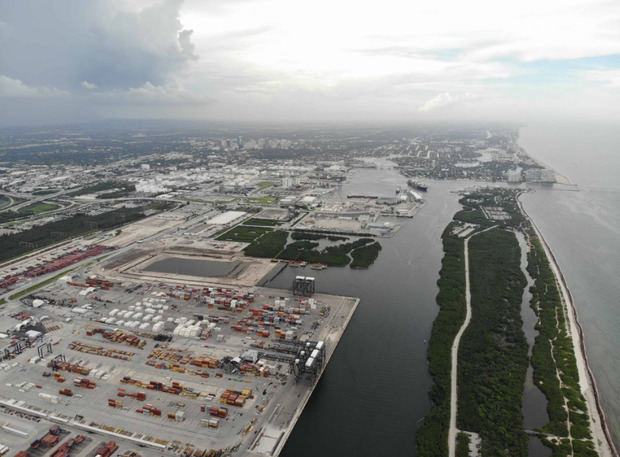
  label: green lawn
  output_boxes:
[216,225,273,242]
[9,270,72,300]
[243,230,289,258]
[242,218,284,227]
[247,196,277,205]
[19,202,60,215]
[255,181,274,190]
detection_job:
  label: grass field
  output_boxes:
[216,225,273,242]
[255,181,274,189]
[247,196,277,205]
[242,218,284,227]
[243,230,288,258]
[19,202,60,215]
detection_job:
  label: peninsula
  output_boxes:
[417,188,616,457]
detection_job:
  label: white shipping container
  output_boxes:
[39,393,59,404]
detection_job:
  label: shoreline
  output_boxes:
[518,196,618,457]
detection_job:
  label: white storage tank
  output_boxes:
[152,322,164,332]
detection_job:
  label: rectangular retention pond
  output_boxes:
[144,257,242,278]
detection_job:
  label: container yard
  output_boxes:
[0,267,358,457]
[0,246,114,291]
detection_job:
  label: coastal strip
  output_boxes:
[518,197,618,457]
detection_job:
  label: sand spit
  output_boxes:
[519,198,617,457]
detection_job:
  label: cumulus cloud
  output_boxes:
[81,81,98,90]
[0,0,196,92]
[2,0,620,124]
[419,92,476,112]
[0,75,67,98]
[103,81,213,105]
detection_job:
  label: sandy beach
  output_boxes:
[520,198,617,457]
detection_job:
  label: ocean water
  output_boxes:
[519,122,620,449]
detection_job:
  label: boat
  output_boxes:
[407,180,428,192]
[347,194,378,199]
[310,263,327,270]
[288,261,307,267]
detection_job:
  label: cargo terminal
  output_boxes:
[0,248,358,457]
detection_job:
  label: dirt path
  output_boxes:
[448,225,496,457]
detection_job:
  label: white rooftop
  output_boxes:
[207,211,246,225]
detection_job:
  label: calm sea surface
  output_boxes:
[519,123,620,449]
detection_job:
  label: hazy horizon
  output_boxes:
[1,0,620,126]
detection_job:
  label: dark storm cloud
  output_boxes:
[0,0,196,91]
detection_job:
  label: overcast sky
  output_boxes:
[1,0,620,126]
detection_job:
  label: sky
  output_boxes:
[1,0,620,126]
